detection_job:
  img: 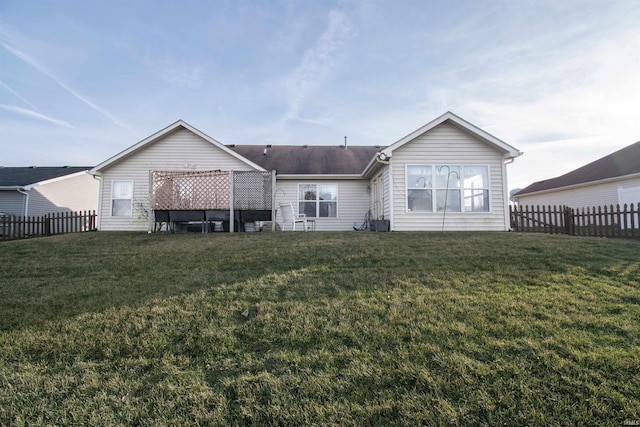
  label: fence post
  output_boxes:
[19,216,24,239]
[509,205,514,230]
[515,205,523,232]
[564,206,571,235]
[597,206,603,237]
[531,205,537,232]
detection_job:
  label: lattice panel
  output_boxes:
[152,171,230,210]
[233,171,273,210]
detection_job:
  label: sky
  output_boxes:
[1,0,639,191]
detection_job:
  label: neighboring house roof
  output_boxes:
[0,166,92,189]
[377,111,522,161]
[229,145,381,175]
[516,141,640,196]
[89,120,266,174]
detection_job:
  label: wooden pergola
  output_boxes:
[150,170,275,232]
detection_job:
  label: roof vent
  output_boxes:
[266,144,272,148]
[29,166,37,169]
[263,149,267,156]
[303,144,308,148]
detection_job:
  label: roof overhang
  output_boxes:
[376,111,522,161]
[363,149,394,176]
[25,170,90,190]
[0,170,89,191]
[515,172,640,199]
[89,120,266,175]
[276,174,365,180]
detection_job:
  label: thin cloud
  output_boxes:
[160,60,204,88]
[0,80,39,110]
[1,42,128,128]
[117,38,205,89]
[142,52,205,89]
[0,104,74,128]
[281,9,352,125]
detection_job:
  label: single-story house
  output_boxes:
[514,141,640,209]
[89,111,522,232]
[0,166,99,217]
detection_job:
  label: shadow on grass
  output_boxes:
[1,232,639,425]
[0,231,638,332]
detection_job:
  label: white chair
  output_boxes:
[279,202,307,231]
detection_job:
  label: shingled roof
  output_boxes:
[516,141,640,196]
[0,167,92,188]
[229,145,381,175]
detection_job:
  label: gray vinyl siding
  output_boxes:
[98,128,259,231]
[0,192,25,216]
[26,173,99,217]
[369,169,391,221]
[383,169,391,221]
[516,176,640,209]
[275,179,370,231]
[390,122,509,231]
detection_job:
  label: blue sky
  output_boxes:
[1,0,639,190]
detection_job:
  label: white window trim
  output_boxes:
[405,165,491,213]
[111,180,133,217]
[297,183,339,219]
[406,165,434,213]
[461,165,492,213]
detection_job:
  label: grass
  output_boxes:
[0,231,638,426]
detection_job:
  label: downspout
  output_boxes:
[502,155,516,231]
[148,170,154,233]
[271,170,277,232]
[375,152,392,230]
[92,173,103,230]
[229,170,234,233]
[17,187,29,217]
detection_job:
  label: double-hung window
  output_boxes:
[298,184,337,218]
[406,165,490,212]
[436,166,461,212]
[407,166,433,212]
[463,166,490,212]
[111,181,133,217]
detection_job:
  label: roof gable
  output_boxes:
[379,111,522,159]
[0,167,92,188]
[229,145,380,175]
[90,120,265,174]
[517,141,640,196]
[89,113,519,178]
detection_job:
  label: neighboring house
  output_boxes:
[0,166,99,217]
[514,141,640,209]
[89,111,522,232]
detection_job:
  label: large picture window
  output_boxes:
[298,183,337,218]
[111,180,133,217]
[406,165,489,212]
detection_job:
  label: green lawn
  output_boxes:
[1,231,638,426]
